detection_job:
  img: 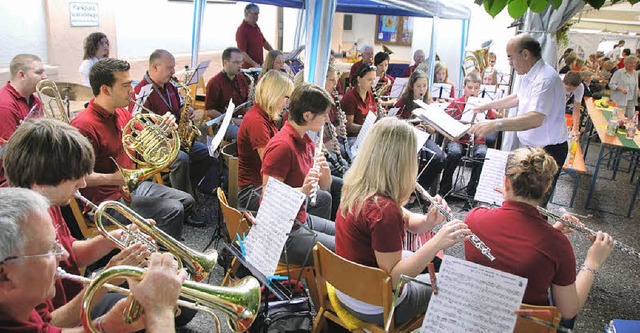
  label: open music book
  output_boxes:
[349,111,376,158]
[474,148,510,206]
[388,77,409,98]
[431,83,452,100]
[412,100,470,141]
[131,84,153,114]
[459,96,492,123]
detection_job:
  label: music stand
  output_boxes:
[185,60,210,86]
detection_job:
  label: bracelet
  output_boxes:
[580,264,598,276]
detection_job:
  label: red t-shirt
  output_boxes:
[71,99,133,204]
[237,104,279,188]
[261,122,314,223]
[464,200,577,305]
[402,64,418,78]
[133,75,181,120]
[341,88,377,129]
[335,195,405,268]
[236,20,267,68]
[205,71,249,116]
[394,98,417,120]
[48,206,83,309]
[0,82,42,186]
[0,310,62,333]
[446,96,496,144]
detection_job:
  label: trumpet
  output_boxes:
[74,191,217,282]
[414,183,496,261]
[57,266,261,333]
[36,79,70,123]
[310,126,324,206]
[537,207,640,260]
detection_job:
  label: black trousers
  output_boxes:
[541,141,569,207]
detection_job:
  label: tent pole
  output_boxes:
[459,19,470,87]
[304,0,337,86]
[190,0,206,69]
[428,17,438,82]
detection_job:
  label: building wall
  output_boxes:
[0,0,49,66]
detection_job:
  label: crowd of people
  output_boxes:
[0,2,624,331]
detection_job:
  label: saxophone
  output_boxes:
[171,77,201,154]
[243,71,256,109]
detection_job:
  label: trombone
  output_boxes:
[57,266,261,333]
[36,79,71,123]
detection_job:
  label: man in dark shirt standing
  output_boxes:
[236,3,273,69]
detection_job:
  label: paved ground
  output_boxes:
[176,140,640,332]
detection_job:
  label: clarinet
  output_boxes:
[310,127,324,207]
[537,207,640,260]
[323,121,349,177]
[414,183,496,262]
[332,89,348,142]
[371,87,387,120]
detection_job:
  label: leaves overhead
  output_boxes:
[476,0,638,19]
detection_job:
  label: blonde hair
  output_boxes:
[434,61,450,84]
[505,147,558,202]
[254,70,294,120]
[340,118,417,217]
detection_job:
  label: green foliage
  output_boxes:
[508,0,528,19]
[477,0,638,19]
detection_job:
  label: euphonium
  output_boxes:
[119,99,181,201]
[36,79,70,123]
[74,191,217,282]
[171,77,201,153]
[57,266,261,333]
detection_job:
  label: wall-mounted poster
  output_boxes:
[375,15,413,46]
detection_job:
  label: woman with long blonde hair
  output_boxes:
[335,117,469,326]
[237,70,294,210]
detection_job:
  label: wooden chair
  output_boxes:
[221,141,239,209]
[514,304,562,333]
[217,188,319,308]
[68,198,118,239]
[312,243,423,333]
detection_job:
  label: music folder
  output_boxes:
[412,100,470,141]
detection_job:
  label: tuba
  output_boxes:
[57,266,261,333]
[462,48,489,76]
[36,79,70,123]
[118,99,181,201]
[171,77,201,154]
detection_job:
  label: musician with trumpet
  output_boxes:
[464,147,614,328]
[0,54,46,185]
[0,187,185,332]
[71,58,194,239]
[134,50,219,205]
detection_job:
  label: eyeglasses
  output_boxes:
[0,240,65,265]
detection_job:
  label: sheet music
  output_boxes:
[186,60,210,85]
[412,100,469,141]
[243,177,306,277]
[131,84,153,114]
[208,99,234,157]
[474,148,509,206]
[479,85,504,101]
[387,107,400,118]
[412,127,430,153]
[349,111,376,158]
[431,83,452,100]
[421,255,527,333]
[388,77,409,98]
[460,97,491,123]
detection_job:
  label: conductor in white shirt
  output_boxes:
[470,34,567,205]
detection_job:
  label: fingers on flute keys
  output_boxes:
[438,220,471,249]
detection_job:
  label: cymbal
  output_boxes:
[54,82,94,101]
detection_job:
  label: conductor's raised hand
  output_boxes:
[470,120,497,139]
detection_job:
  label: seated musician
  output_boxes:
[260,84,337,265]
[348,45,374,87]
[464,147,614,326]
[258,50,293,81]
[433,61,456,99]
[341,64,377,138]
[439,73,496,201]
[563,71,585,137]
[335,117,469,325]
[323,65,350,179]
[394,69,445,206]
[373,52,396,107]
[237,70,293,211]
[71,58,195,239]
[480,68,503,148]
[205,47,250,140]
[0,188,185,333]
[401,49,425,78]
[0,54,46,185]
[133,49,219,201]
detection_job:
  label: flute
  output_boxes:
[414,183,496,262]
[309,126,324,207]
[537,207,640,260]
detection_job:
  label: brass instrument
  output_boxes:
[375,73,392,98]
[57,266,261,333]
[119,99,181,201]
[462,48,489,76]
[171,77,201,154]
[414,182,496,261]
[537,207,640,260]
[74,191,217,281]
[36,79,70,123]
[243,71,256,108]
[310,127,323,207]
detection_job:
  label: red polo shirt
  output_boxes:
[465,200,576,305]
[133,75,181,120]
[394,98,414,120]
[261,122,314,223]
[341,88,377,128]
[0,310,62,333]
[48,206,83,309]
[71,99,133,204]
[236,20,267,68]
[205,71,249,116]
[402,64,418,78]
[335,195,404,268]
[237,104,279,188]
[0,82,42,185]
[446,96,496,144]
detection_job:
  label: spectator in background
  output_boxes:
[617,48,631,69]
[402,49,426,78]
[78,32,109,87]
[609,55,639,118]
[236,3,273,69]
[559,53,576,74]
